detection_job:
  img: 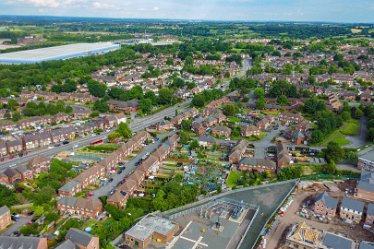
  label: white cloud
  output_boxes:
[18,0,60,8]
[92,1,114,9]
[153,6,159,11]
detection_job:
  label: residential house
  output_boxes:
[278,112,304,125]
[108,99,139,112]
[359,241,374,249]
[239,158,276,173]
[0,236,48,249]
[276,142,292,167]
[365,203,374,226]
[56,228,100,249]
[241,125,260,137]
[57,196,103,219]
[292,130,306,145]
[28,155,51,174]
[355,170,374,202]
[6,139,23,154]
[0,168,22,184]
[314,191,338,219]
[16,165,34,180]
[228,140,249,164]
[321,232,355,249]
[73,109,91,119]
[211,126,231,138]
[0,142,7,156]
[339,197,364,223]
[198,134,217,148]
[0,206,11,230]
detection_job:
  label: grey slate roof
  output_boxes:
[198,134,216,143]
[58,196,77,207]
[315,191,338,209]
[357,170,374,193]
[322,232,354,249]
[341,197,364,213]
[239,157,276,168]
[0,236,44,249]
[0,206,9,216]
[65,228,94,247]
[367,203,374,216]
[59,180,80,193]
[359,241,374,249]
[359,149,374,162]
[55,239,75,249]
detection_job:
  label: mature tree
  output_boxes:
[158,88,173,105]
[222,104,239,116]
[181,120,192,131]
[325,142,344,163]
[116,122,132,139]
[277,95,289,106]
[87,80,107,97]
[11,111,21,122]
[192,95,205,107]
[7,99,19,111]
[93,99,109,113]
[254,87,265,98]
[255,96,266,110]
[139,98,153,114]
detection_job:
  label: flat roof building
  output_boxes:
[124,214,178,249]
[0,42,120,64]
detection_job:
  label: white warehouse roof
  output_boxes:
[0,42,120,64]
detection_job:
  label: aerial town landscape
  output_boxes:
[0,1,373,249]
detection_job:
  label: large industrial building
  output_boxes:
[0,42,120,64]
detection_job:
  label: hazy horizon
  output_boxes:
[1,0,373,23]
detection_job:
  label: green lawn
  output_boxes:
[319,119,359,146]
[341,119,360,136]
[82,143,120,153]
[226,171,244,188]
[228,117,241,123]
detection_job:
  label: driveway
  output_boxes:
[2,216,33,236]
[252,125,286,158]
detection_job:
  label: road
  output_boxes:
[91,131,176,199]
[0,100,191,171]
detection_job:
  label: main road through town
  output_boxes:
[0,99,191,171]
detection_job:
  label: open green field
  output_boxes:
[319,119,359,146]
[340,119,360,136]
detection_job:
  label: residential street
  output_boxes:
[91,131,176,199]
[0,100,190,171]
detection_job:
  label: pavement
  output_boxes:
[0,99,191,171]
[344,117,368,149]
[91,130,176,199]
[2,216,33,236]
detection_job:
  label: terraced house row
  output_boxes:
[58,131,150,197]
[107,134,180,207]
[0,114,125,156]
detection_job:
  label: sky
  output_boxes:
[0,0,373,23]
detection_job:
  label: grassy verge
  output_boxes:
[226,171,244,188]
